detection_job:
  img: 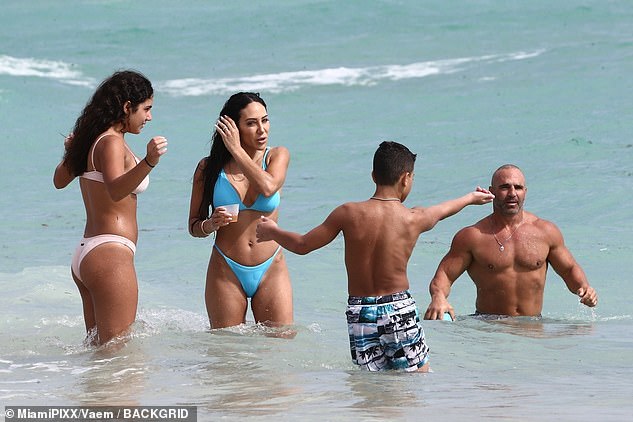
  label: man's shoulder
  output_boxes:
[459,215,490,233]
[523,211,557,229]
[525,212,563,241]
[448,216,494,247]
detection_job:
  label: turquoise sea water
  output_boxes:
[1,1,632,420]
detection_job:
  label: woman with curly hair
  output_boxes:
[53,70,168,345]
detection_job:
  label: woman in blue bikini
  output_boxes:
[188,92,293,330]
[53,70,168,345]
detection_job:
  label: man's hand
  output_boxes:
[424,296,455,321]
[577,286,598,307]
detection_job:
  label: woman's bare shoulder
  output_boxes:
[93,132,125,153]
[267,145,290,162]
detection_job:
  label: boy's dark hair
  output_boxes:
[372,141,417,185]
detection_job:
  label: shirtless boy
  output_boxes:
[256,141,494,371]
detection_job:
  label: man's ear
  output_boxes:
[371,171,376,183]
[123,101,131,116]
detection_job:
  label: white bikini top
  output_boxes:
[81,134,149,195]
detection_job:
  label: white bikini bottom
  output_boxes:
[71,234,136,281]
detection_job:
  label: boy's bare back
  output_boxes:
[331,199,431,296]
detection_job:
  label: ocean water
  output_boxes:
[1,1,632,420]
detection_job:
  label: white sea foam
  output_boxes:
[0,379,41,384]
[0,54,94,87]
[157,49,545,96]
[112,367,144,378]
[137,308,209,333]
[0,50,544,96]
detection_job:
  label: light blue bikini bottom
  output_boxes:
[213,245,281,298]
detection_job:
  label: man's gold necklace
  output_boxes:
[491,218,523,252]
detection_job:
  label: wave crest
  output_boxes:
[1,49,544,95]
[0,55,94,87]
[157,49,545,96]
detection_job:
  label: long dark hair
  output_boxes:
[63,70,153,176]
[197,92,267,219]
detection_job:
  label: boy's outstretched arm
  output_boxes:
[420,187,494,231]
[256,207,344,255]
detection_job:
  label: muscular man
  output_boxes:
[424,164,597,320]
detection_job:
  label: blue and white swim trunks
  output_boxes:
[346,290,429,372]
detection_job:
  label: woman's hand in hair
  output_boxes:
[215,115,241,153]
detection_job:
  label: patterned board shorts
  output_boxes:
[345,290,430,372]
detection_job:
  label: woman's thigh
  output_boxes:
[80,243,138,344]
[251,252,293,326]
[205,252,248,329]
[71,270,96,333]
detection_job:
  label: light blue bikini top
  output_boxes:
[212,148,280,213]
